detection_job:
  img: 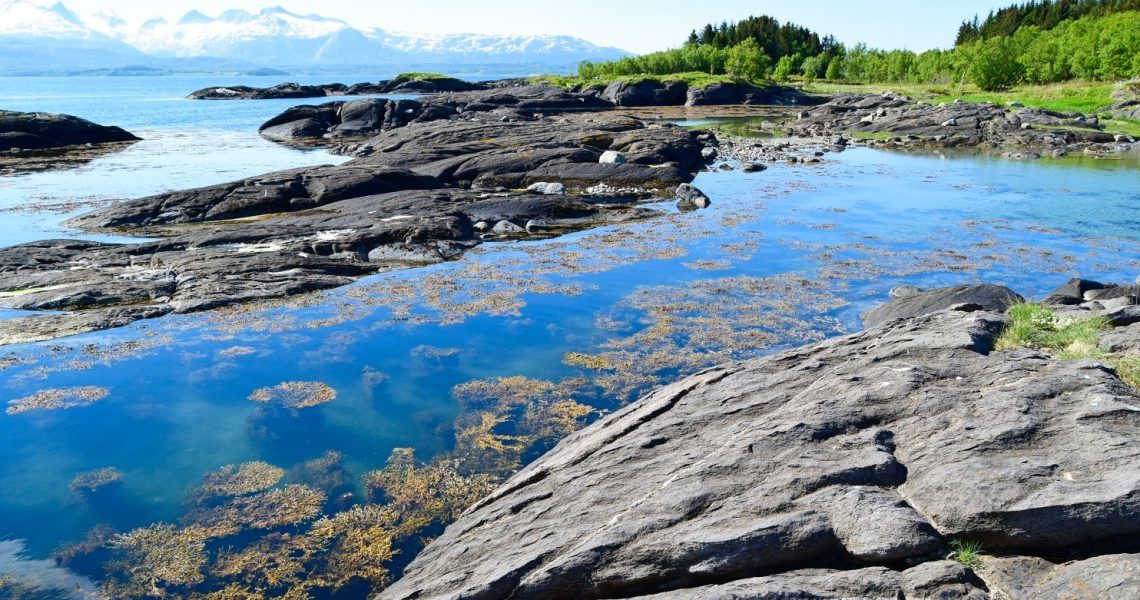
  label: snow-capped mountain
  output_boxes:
[0,0,630,74]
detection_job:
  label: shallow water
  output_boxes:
[0,76,1139,594]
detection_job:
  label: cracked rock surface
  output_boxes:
[380,300,1140,600]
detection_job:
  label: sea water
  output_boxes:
[0,75,1138,589]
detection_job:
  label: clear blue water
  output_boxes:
[0,76,1139,591]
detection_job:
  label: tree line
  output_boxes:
[578,8,1140,91]
[956,0,1140,44]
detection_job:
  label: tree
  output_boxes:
[725,39,772,81]
[773,54,796,81]
[825,56,844,80]
[967,37,1024,90]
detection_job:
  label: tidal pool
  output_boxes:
[1,105,1139,595]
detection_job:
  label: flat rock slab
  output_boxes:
[380,307,1140,600]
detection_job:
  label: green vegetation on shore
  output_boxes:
[996,302,1139,390]
[578,2,1140,91]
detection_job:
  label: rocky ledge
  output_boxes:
[380,281,1140,600]
[0,93,713,344]
[187,75,488,100]
[0,110,140,175]
[787,93,1136,157]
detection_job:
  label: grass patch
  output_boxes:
[529,72,760,92]
[996,302,1110,353]
[948,539,984,570]
[802,81,1117,115]
[392,72,449,82]
[997,302,1139,391]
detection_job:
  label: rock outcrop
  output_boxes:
[0,110,139,150]
[0,110,140,174]
[787,93,1134,154]
[187,76,488,100]
[380,288,1140,600]
[0,97,712,342]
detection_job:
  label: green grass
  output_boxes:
[802,80,1118,116]
[996,302,1110,354]
[948,539,984,570]
[996,303,1139,391]
[529,72,757,92]
[391,72,450,82]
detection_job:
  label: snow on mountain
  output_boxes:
[0,1,631,73]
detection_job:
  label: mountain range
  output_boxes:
[0,1,631,75]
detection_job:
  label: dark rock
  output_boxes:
[861,284,1023,328]
[379,308,1140,600]
[188,77,489,100]
[1105,306,1140,327]
[0,110,139,150]
[602,79,688,106]
[686,82,817,106]
[1043,277,1108,305]
[741,162,767,173]
[675,183,710,210]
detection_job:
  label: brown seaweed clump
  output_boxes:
[107,524,210,594]
[5,386,109,415]
[196,462,285,500]
[70,467,123,493]
[248,382,336,410]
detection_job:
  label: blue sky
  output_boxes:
[65,0,1012,53]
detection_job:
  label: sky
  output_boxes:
[60,0,1011,53]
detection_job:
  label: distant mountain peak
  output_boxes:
[0,1,631,73]
[177,9,211,25]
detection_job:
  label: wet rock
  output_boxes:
[379,306,1140,600]
[741,162,767,173]
[674,183,710,210]
[861,284,1023,328]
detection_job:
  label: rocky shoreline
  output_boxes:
[0,110,140,175]
[787,92,1137,158]
[186,74,489,100]
[0,86,717,344]
[379,280,1140,600]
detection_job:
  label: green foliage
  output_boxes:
[726,39,772,80]
[948,539,984,569]
[685,14,834,64]
[586,10,1140,91]
[391,72,448,82]
[956,0,1140,45]
[996,302,1111,352]
[969,37,1026,90]
[773,55,796,82]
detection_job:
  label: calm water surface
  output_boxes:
[0,76,1138,591]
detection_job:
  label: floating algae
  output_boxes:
[69,467,123,493]
[195,462,285,501]
[5,386,109,415]
[248,382,336,411]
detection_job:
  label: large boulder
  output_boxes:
[861,283,1023,328]
[602,79,688,106]
[0,110,138,149]
[379,307,1140,599]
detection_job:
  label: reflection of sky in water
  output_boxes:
[0,81,1138,575]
